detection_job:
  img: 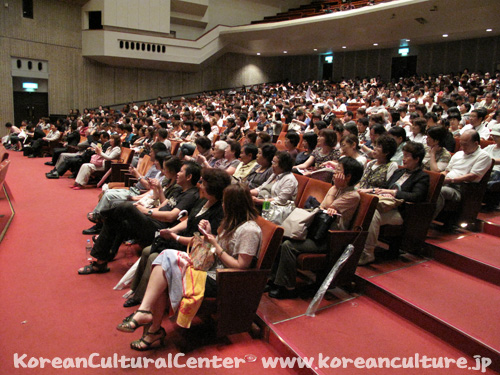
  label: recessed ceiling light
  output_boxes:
[406,39,411,42]
[257,53,261,55]
[313,48,318,51]
[342,46,347,49]
[442,34,448,37]
[486,29,492,32]
[373,43,378,46]
[283,51,287,54]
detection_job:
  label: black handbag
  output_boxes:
[307,211,337,242]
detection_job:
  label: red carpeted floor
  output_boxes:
[430,233,500,270]
[268,295,498,375]
[0,152,294,375]
[367,260,500,353]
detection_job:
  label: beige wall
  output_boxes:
[83,0,171,34]
[0,0,319,132]
[175,0,310,40]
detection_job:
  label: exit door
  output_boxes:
[13,92,49,126]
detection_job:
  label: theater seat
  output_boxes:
[198,216,283,337]
[440,161,494,230]
[293,173,310,206]
[296,192,378,288]
[92,147,135,186]
[379,170,444,253]
[296,177,331,208]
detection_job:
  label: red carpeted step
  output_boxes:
[266,296,496,375]
[432,233,500,270]
[425,231,500,287]
[364,260,500,362]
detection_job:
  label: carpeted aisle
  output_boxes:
[0,152,293,375]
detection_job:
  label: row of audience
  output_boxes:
[8,68,500,351]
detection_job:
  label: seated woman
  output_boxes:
[358,142,430,265]
[244,143,276,189]
[116,183,262,350]
[284,131,300,159]
[294,129,340,176]
[124,168,231,308]
[233,143,258,182]
[71,134,122,189]
[408,118,427,144]
[218,140,241,175]
[77,161,201,274]
[321,134,367,170]
[196,140,227,169]
[267,157,364,299]
[423,126,452,172]
[250,151,298,205]
[357,135,398,194]
[295,132,317,166]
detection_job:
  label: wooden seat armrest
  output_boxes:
[326,230,365,262]
[214,268,269,337]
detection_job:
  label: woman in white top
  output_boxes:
[408,118,427,144]
[116,183,262,351]
[72,134,122,189]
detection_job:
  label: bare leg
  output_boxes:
[126,266,168,330]
[130,266,169,349]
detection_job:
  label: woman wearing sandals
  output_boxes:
[116,183,262,350]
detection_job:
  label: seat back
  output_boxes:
[254,216,285,270]
[424,169,445,204]
[206,217,283,337]
[350,192,379,230]
[119,147,134,164]
[136,155,152,176]
[275,132,287,150]
[170,140,180,156]
[297,178,331,208]
[0,144,9,162]
[293,173,310,206]
[480,139,495,148]
[0,159,11,190]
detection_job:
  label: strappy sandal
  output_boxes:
[78,261,109,275]
[130,327,166,351]
[116,310,152,333]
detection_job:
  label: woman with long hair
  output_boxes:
[116,183,262,350]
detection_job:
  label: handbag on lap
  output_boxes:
[187,233,216,271]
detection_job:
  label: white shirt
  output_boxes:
[483,144,500,172]
[460,122,491,140]
[446,147,492,181]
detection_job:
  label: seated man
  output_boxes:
[29,123,62,158]
[78,161,201,274]
[46,131,110,179]
[460,108,491,140]
[267,157,364,299]
[45,121,80,166]
[434,129,492,228]
[82,143,168,235]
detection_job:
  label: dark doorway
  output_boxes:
[322,62,333,81]
[391,56,417,79]
[88,11,103,30]
[13,92,49,126]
